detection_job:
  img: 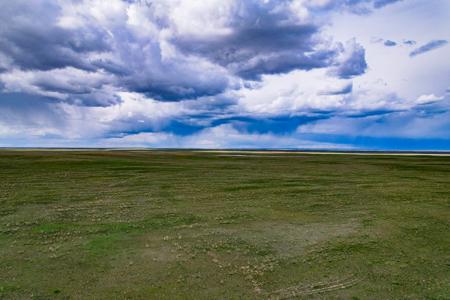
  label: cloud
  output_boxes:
[416,94,444,104]
[0,0,449,150]
[403,40,416,46]
[0,67,119,106]
[171,1,361,80]
[0,93,64,138]
[330,39,368,79]
[319,83,353,95]
[173,8,322,79]
[410,40,448,57]
[298,97,450,140]
[0,1,110,72]
[384,40,397,47]
[332,0,403,15]
[0,0,373,104]
[89,123,351,149]
[372,0,403,9]
[233,67,410,119]
[0,0,234,102]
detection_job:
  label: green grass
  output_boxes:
[0,150,449,299]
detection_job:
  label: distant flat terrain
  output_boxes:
[0,150,449,299]
[198,150,450,156]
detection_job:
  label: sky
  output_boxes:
[0,0,449,150]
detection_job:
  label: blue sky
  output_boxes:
[0,0,449,149]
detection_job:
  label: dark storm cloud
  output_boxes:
[231,49,337,80]
[0,0,232,103]
[173,0,368,81]
[174,11,324,80]
[91,60,131,77]
[128,78,230,102]
[410,40,448,57]
[0,25,110,71]
[0,0,370,105]
[0,1,110,72]
[34,81,92,95]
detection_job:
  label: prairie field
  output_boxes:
[0,150,449,299]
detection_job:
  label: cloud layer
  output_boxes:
[0,0,449,149]
[410,40,448,57]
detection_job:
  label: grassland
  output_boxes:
[0,150,449,299]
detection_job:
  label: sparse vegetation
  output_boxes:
[0,150,449,299]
